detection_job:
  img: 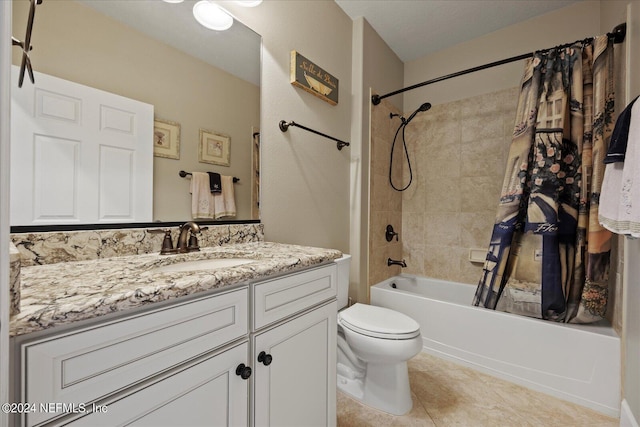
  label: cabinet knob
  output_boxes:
[235,363,252,380]
[258,351,273,366]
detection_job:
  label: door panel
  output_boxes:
[10,66,153,225]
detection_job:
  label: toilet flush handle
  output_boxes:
[258,351,273,366]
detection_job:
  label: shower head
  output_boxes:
[404,102,431,125]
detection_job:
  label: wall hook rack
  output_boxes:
[279,120,350,151]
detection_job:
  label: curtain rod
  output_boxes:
[371,22,627,106]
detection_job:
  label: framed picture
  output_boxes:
[153,119,180,159]
[199,129,230,166]
[290,50,339,106]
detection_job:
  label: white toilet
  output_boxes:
[335,255,422,416]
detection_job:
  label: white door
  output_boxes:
[253,301,337,427]
[10,66,153,225]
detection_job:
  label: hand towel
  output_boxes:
[190,172,215,219]
[213,175,237,219]
[604,96,638,164]
[599,100,640,236]
[207,172,222,193]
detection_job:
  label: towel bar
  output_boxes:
[179,170,239,183]
[279,120,349,151]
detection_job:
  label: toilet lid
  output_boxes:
[339,303,420,339]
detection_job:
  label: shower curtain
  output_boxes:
[473,35,615,323]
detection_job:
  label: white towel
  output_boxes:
[599,101,640,236]
[190,172,214,219]
[213,175,237,219]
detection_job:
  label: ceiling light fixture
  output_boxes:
[235,0,262,6]
[162,0,184,3]
[193,1,233,31]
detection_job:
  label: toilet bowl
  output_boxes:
[337,303,422,415]
[334,255,422,416]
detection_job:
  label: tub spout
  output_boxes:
[387,258,407,268]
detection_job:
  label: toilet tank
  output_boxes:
[335,254,351,309]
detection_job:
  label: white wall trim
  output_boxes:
[0,1,12,426]
[349,17,365,304]
[622,4,640,425]
[622,399,640,427]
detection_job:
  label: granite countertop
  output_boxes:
[9,242,20,262]
[10,242,343,337]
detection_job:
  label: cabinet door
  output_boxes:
[253,301,337,427]
[64,342,250,427]
[23,288,248,426]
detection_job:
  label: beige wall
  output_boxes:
[224,1,352,253]
[12,1,259,222]
[353,18,404,301]
[602,0,629,342]
[403,1,601,110]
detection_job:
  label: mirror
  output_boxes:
[11,0,261,225]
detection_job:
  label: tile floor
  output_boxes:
[337,352,619,427]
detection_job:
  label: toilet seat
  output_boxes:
[339,303,420,339]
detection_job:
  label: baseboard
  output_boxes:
[621,400,639,427]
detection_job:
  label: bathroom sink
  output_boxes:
[150,258,257,274]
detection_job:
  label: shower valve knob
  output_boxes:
[258,351,273,366]
[385,225,399,242]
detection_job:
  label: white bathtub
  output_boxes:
[370,274,621,417]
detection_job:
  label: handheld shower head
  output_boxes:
[404,102,431,125]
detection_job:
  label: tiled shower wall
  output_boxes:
[368,99,403,287]
[400,87,518,285]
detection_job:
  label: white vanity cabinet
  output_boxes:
[17,287,250,427]
[251,264,338,427]
[14,262,339,427]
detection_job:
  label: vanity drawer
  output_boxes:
[252,264,336,331]
[22,287,248,427]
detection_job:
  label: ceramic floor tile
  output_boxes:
[337,391,436,427]
[336,352,620,427]
[483,372,617,427]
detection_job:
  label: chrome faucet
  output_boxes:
[176,221,202,253]
[387,258,407,268]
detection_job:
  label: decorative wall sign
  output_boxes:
[153,118,180,159]
[290,50,339,106]
[199,129,230,166]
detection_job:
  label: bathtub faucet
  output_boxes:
[387,258,407,268]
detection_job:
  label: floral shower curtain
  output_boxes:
[473,35,615,323]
